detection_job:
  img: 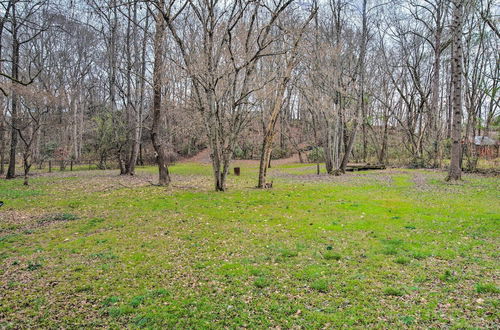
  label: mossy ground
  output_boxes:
[0,163,499,328]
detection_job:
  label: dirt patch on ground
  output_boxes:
[181,148,305,166]
[180,148,212,163]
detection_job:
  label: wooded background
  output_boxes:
[0,0,498,189]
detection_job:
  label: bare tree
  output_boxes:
[161,0,295,191]
[4,1,47,178]
[446,0,464,181]
[257,7,316,188]
[148,0,171,185]
[13,85,52,185]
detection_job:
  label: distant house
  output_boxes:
[473,136,498,159]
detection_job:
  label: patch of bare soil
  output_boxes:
[180,148,212,163]
[181,148,305,166]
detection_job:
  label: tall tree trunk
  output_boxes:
[323,112,341,175]
[127,4,147,176]
[379,116,389,164]
[0,109,5,175]
[258,63,296,188]
[6,3,18,179]
[447,0,464,181]
[205,96,228,192]
[0,3,8,176]
[23,151,31,186]
[430,3,443,168]
[151,2,170,186]
[340,0,367,172]
[258,132,275,188]
[360,0,368,163]
[257,9,315,188]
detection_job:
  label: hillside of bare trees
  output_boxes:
[1,0,498,189]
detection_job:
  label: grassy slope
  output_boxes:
[0,163,499,328]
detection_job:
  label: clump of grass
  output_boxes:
[323,251,341,261]
[382,238,405,246]
[89,252,117,260]
[254,277,270,288]
[25,262,42,271]
[102,296,120,307]
[134,315,152,327]
[217,263,245,277]
[249,267,265,276]
[148,288,169,297]
[311,279,329,292]
[279,248,298,258]
[410,251,429,260]
[38,213,79,224]
[414,276,428,283]
[87,218,105,226]
[108,306,134,318]
[394,257,411,265]
[130,295,146,308]
[383,287,405,296]
[0,234,20,244]
[439,270,458,282]
[400,315,415,325]
[475,283,499,294]
[75,285,92,293]
[294,265,326,280]
[381,247,399,255]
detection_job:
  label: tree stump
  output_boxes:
[234,167,240,176]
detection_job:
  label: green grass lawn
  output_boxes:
[0,163,499,328]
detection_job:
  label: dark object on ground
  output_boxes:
[234,167,240,176]
[345,164,386,172]
[0,201,3,207]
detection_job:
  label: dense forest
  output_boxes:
[0,0,498,190]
